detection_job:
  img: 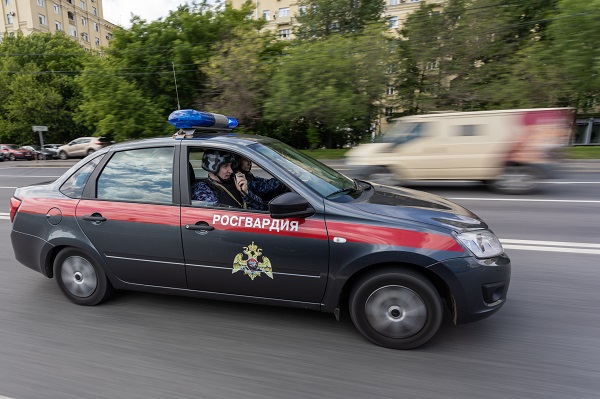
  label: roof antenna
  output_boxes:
[172,62,181,110]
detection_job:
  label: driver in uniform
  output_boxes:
[191,150,265,210]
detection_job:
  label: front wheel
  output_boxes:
[9,154,16,161]
[87,149,95,156]
[349,269,443,349]
[53,248,113,306]
[365,166,402,186]
[58,151,68,160]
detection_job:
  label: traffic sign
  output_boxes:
[32,126,48,132]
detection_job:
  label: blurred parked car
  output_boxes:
[0,144,34,161]
[22,145,55,160]
[0,151,4,162]
[57,137,112,160]
[41,144,63,158]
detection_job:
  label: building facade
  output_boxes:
[229,0,445,39]
[0,0,114,50]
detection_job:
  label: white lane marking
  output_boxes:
[449,197,600,203]
[544,181,600,184]
[501,239,600,249]
[0,187,17,189]
[502,244,600,255]
[0,175,60,178]
[0,212,9,220]
[500,239,600,255]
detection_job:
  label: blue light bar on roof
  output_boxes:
[168,109,238,130]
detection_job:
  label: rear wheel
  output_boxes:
[350,269,443,349]
[488,165,539,194]
[54,248,113,306]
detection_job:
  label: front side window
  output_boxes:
[97,147,174,204]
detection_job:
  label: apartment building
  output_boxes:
[229,0,445,39]
[0,0,115,51]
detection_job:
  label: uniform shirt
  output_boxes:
[246,172,286,198]
[192,178,266,210]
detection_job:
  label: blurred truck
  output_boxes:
[345,108,575,194]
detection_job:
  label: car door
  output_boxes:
[76,145,187,288]
[180,147,329,303]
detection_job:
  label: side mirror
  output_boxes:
[269,192,315,219]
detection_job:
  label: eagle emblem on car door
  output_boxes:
[233,242,273,280]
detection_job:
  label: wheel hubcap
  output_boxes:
[365,285,427,339]
[61,256,97,298]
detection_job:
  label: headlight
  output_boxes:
[455,230,504,258]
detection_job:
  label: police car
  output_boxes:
[9,109,511,349]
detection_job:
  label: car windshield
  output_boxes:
[376,121,425,144]
[252,141,358,198]
[7,145,20,150]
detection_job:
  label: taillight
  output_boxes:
[9,197,22,223]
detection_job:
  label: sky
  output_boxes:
[102,0,192,28]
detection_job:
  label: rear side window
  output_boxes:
[96,147,174,204]
[60,155,104,198]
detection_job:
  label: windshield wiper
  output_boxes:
[326,186,362,199]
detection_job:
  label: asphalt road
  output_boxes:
[0,159,599,399]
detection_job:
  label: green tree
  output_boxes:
[199,26,284,130]
[295,0,385,39]
[264,26,390,148]
[0,33,93,144]
[75,59,168,142]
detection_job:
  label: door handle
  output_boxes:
[82,213,107,223]
[185,223,215,231]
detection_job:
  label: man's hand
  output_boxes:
[235,172,248,195]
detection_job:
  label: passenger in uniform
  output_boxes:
[235,155,288,202]
[191,150,265,210]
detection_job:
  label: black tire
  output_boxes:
[87,149,95,156]
[9,154,16,161]
[349,268,443,349]
[53,248,113,306]
[488,165,539,194]
[365,166,402,186]
[58,151,68,160]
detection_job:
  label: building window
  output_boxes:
[410,0,420,2]
[93,22,99,32]
[279,29,291,39]
[106,33,113,40]
[386,86,395,95]
[81,17,87,26]
[39,14,47,25]
[55,20,62,31]
[92,7,97,16]
[388,16,398,29]
[278,7,289,17]
[68,11,74,21]
[262,10,270,20]
[390,0,400,5]
[95,37,100,46]
[53,3,60,13]
[298,5,306,15]
[5,0,10,6]
[70,26,77,37]
[81,32,88,42]
[425,60,439,70]
[385,107,394,117]
[80,0,85,10]
[6,13,13,24]
[67,0,72,3]
[37,0,44,6]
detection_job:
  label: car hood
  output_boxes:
[350,183,487,231]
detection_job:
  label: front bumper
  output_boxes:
[427,254,511,324]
